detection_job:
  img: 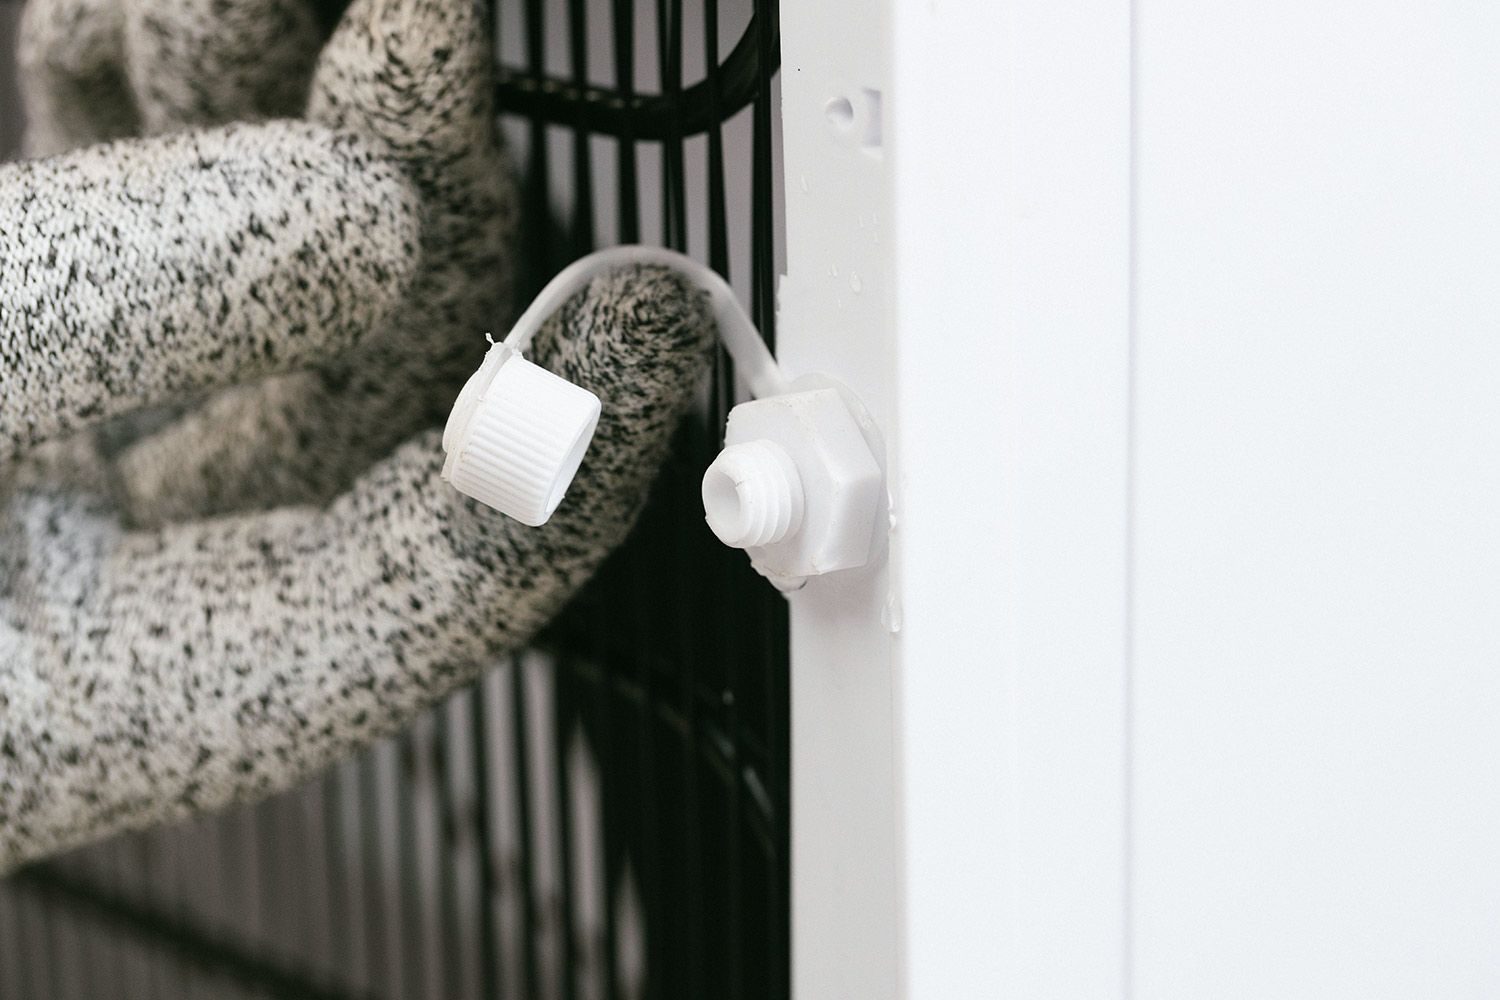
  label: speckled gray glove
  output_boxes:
[17,0,323,156]
[0,0,713,873]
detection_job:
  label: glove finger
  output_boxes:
[113,0,515,525]
[0,120,421,459]
[16,0,138,156]
[0,264,712,872]
[120,0,324,135]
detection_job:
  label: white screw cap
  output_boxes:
[702,439,805,549]
[442,342,602,526]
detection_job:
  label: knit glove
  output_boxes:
[0,0,714,872]
[17,0,323,156]
[19,0,514,521]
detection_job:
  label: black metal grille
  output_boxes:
[0,1,788,997]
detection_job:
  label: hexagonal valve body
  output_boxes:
[702,384,884,589]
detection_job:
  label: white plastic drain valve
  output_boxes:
[442,340,601,527]
[442,246,888,589]
[705,385,884,589]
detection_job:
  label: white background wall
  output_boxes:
[787,2,1500,998]
[1130,3,1500,996]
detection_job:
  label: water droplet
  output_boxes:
[880,594,903,634]
[850,271,863,293]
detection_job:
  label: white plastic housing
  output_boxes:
[705,386,883,586]
[442,343,601,526]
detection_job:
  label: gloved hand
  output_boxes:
[17,0,324,156]
[0,0,714,873]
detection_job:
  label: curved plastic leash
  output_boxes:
[503,245,789,399]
